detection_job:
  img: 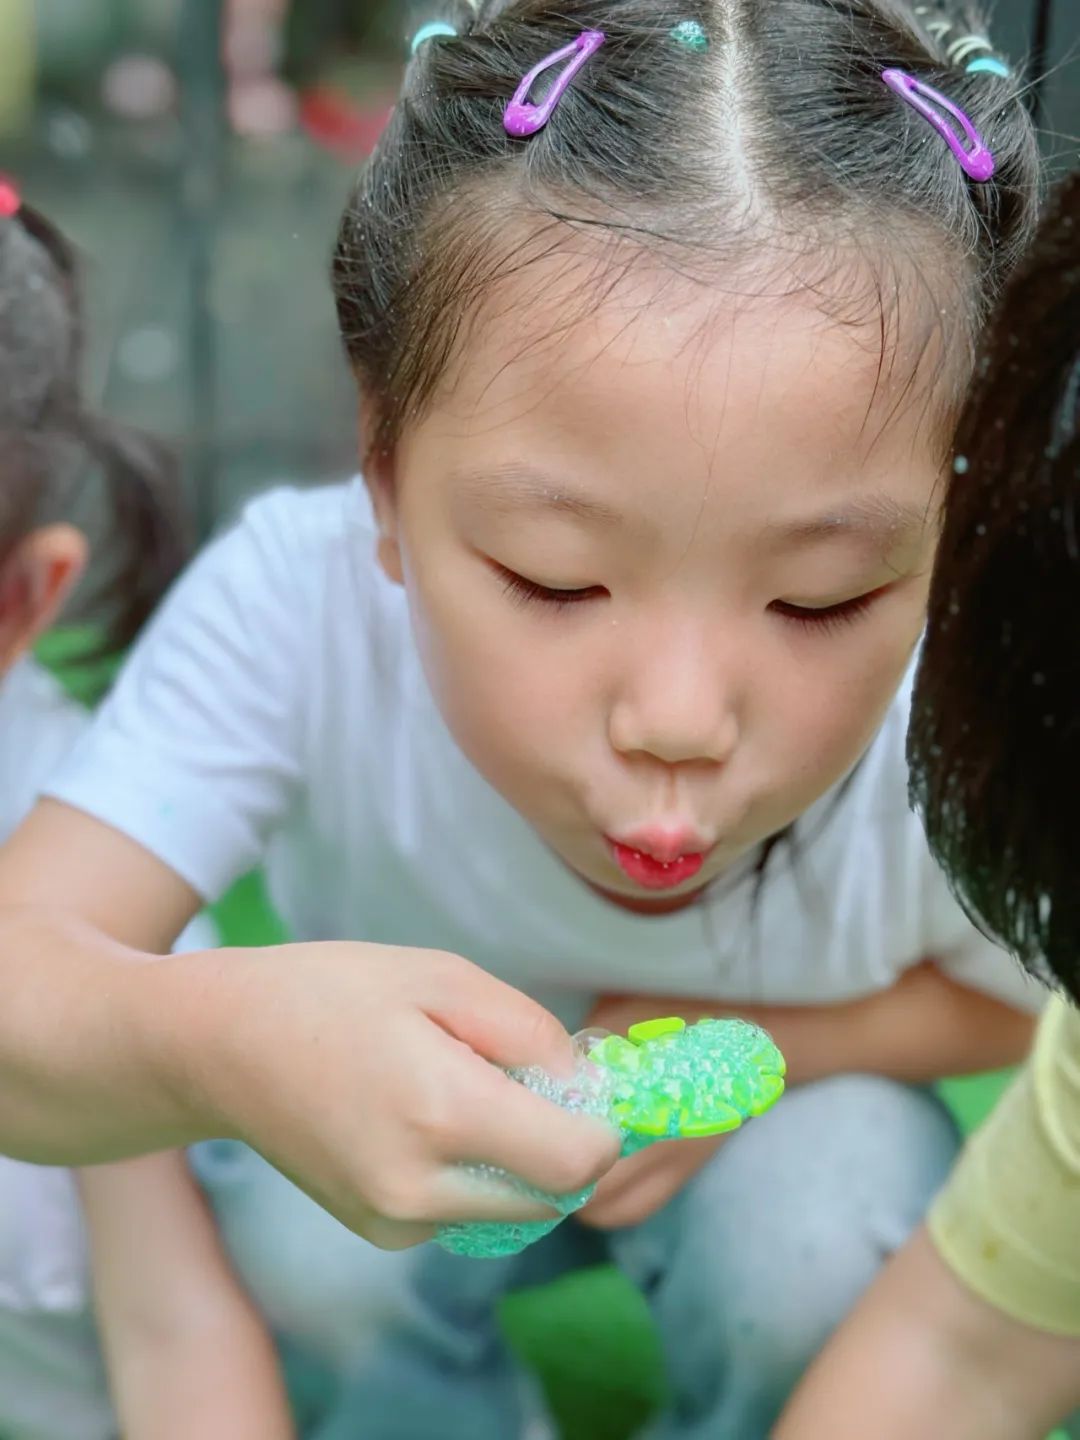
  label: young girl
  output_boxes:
[776,169,1080,1440]
[0,186,298,1439]
[0,1,1047,1435]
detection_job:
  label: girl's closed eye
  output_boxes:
[495,563,608,612]
[771,588,887,635]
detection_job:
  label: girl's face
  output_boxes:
[371,260,942,913]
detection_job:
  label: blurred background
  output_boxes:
[0,0,1076,541]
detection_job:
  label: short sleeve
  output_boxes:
[928,997,1080,1336]
[45,490,321,902]
[0,662,88,842]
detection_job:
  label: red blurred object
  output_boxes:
[0,176,22,219]
[300,87,394,160]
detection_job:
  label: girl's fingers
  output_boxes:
[423,955,581,1080]
[442,1058,621,1200]
[425,1168,562,1225]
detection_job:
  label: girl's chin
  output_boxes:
[586,879,713,916]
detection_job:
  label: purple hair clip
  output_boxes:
[882,69,995,182]
[504,29,605,138]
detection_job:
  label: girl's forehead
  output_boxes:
[428,250,950,475]
[402,273,943,574]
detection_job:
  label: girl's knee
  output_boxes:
[641,1078,960,1373]
[714,1074,959,1222]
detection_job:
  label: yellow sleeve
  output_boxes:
[929,995,1080,1337]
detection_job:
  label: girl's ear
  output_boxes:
[0,524,88,673]
[359,400,403,586]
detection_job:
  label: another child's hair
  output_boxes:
[0,196,185,660]
[909,172,1080,1003]
[333,0,1040,460]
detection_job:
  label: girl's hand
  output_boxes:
[576,963,1039,1231]
[160,940,624,1250]
[574,991,730,1228]
[578,1133,726,1230]
[0,806,621,1252]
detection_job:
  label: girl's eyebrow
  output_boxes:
[763,495,929,552]
[450,464,622,526]
[452,466,927,553]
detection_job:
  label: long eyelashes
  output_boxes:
[497,563,883,634]
[497,567,606,611]
[770,591,882,635]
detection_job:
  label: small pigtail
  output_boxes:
[3,198,188,668]
[911,2,1013,79]
[899,1,1035,316]
[75,411,187,658]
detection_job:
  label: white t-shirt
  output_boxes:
[0,661,92,1316]
[0,660,88,846]
[47,483,1042,1030]
[0,658,213,1315]
[0,660,115,1440]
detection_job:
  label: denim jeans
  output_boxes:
[0,1076,965,1439]
[319,1075,961,1439]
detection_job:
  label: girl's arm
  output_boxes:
[591,961,1035,1087]
[0,801,619,1246]
[0,804,212,1162]
[772,1227,1080,1440]
[578,967,1034,1229]
[80,1153,295,1440]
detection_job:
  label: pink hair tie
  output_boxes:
[882,69,995,182]
[0,175,22,218]
[504,29,605,139]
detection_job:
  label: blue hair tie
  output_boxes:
[966,56,1010,78]
[411,20,458,54]
[670,20,709,52]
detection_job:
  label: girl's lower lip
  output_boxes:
[609,841,706,891]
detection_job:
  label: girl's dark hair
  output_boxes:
[333,0,1040,460]
[0,200,185,662]
[909,172,1080,1003]
[332,0,1041,900]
